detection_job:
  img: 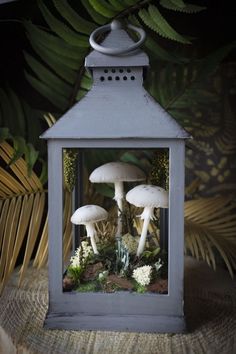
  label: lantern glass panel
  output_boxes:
[62,148,169,295]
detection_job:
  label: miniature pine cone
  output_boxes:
[63,149,78,192]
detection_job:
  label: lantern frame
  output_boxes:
[42,21,190,333]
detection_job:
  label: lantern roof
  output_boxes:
[41,21,190,141]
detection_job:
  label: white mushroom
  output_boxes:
[89,162,146,237]
[70,205,108,254]
[126,184,168,257]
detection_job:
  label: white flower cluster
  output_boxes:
[98,270,109,282]
[132,265,152,286]
[70,241,93,268]
[121,233,138,254]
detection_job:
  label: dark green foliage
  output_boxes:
[22,0,209,116]
[1,0,235,193]
[76,281,98,292]
[160,0,206,13]
[139,5,191,44]
[67,265,83,284]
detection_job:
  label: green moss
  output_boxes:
[76,282,97,292]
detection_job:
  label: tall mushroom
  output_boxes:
[71,205,108,254]
[126,184,168,257]
[89,162,146,237]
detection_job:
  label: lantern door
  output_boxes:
[45,138,185,333]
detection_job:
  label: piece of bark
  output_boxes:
[107,274,134,290]
[147,279,168,293]
[83,262,104,281]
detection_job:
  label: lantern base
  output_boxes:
[44,311,186,333]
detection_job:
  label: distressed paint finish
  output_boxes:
[47,141,63,300]
[42,79,188,140]
[45,314,185,333]
[43,22,189,332]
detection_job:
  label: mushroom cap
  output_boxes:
[71,205,108,225]
[126,184,168,208]
[89,162,146,183]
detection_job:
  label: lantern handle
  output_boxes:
[89,20,146,55]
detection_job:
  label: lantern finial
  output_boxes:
[89,21,146,56]
[110,20,123,31]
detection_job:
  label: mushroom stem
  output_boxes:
[114,181,124,237]
[84,222,99,254]
[137,207,155,257]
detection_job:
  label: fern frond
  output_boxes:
[24,71,68,111]
[28,40,77,84]
[123,0,137,5]
[52,0,96,35]
[81,0,107,25]
[38,1,89,48]
[89,0,118,18]
[27,33,82,70]
[160,0,206,13]
[107,0,126,11]
[169,0,185,7]
[128,15,182,63]
[24,52,72,98]
[25,21,85,60]
[141,5,191,44]
[139,8,167,38]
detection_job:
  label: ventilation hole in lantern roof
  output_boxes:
[115,76,120,81]
[127,68,131,73]
[119,69,124,73]
[123,76,127,81]
[100,76,105,81]
[111,69,116,73]
[131,76,135,80]
[108,76,112,81]
[104,69,108,73]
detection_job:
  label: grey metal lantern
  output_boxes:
[41,20,190,333]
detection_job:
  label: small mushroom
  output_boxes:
[126,184,168,257]
[71,205,108,254]
[89,162,145,237]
